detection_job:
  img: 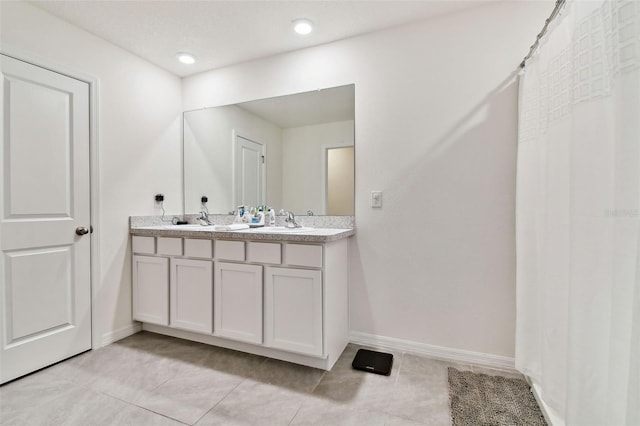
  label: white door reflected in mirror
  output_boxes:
[234,134,265,209]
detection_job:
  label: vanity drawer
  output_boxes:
[132,236,155,254]
[215,240,245,261]
[284,244,323,268]
[184,239,213,258]
[247,242,281,264]
[157,237,182,256]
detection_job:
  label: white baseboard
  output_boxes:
[530,381,564,426]
[101,326,514,371]
[349,331,516,372]
[101,322,142,347]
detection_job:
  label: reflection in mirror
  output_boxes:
[326,145,354,215]
[183,84,355,216]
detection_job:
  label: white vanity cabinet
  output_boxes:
[214,262,263,344]
[170,258,213,334]
[132,236,210,331]
[132,255,169,326]
[264,267,323,356]
[130,231,351,371]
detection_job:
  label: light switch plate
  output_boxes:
[371,191,382,208]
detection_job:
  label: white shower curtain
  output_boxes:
[516,0,639,425]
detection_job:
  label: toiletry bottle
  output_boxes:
[268,208,276,226]
[253,211,264,226]
[234,206,244,224]
[253,207,264,225]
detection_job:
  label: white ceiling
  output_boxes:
[236,84,355,128]
[29,0,490,78]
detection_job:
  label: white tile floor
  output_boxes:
[0,332,523,425]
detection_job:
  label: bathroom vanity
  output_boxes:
[129,221,354,370]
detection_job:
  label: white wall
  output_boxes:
[1,2,183,341]
[0,0,554,359]
[183,1,552,358]
[282,120,354,215]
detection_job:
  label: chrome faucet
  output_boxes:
[198,211,213,226]
[284,211,301,228]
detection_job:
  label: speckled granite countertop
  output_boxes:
[130,225,355,243]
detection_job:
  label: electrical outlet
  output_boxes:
[155,193,164,202]
[371,191,382,208]
[201,196,208,203]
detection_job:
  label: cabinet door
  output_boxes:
[132,255,169,325]
[264,267,323,356]
[170,258,213,334]
[214,262,262,344]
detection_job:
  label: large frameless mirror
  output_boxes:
[183,84,355,216]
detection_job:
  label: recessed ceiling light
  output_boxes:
[292,19,313,35]
[176,52,196,64]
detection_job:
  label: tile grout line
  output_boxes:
[187,349,271,424]
[310,370,327,393]
[65,377,191,426]
[190,356,266,426]
[394,352,406,385]
[287,369,328,425]
[287,405,304,426]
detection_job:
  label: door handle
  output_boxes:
[75,226,90,236]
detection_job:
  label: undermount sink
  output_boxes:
[250,226,314,233]
[149,224,318,233]
[159,224,214,229]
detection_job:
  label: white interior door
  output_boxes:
[0,55,92,384]
[234,134,265,208]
